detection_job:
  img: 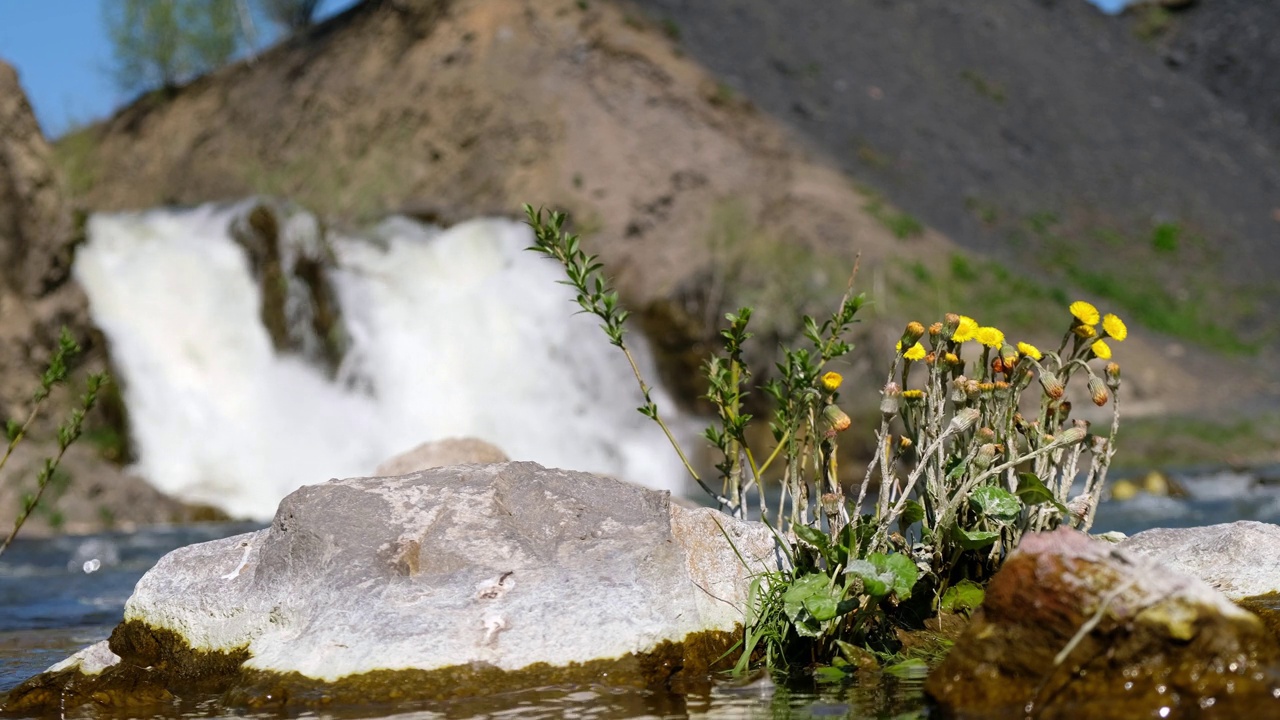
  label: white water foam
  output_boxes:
[76,203,697,520]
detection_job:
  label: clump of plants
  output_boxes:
[525,205,1124,675]
[0,328,107,557]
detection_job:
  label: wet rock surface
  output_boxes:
[2,462,776,713]
[926,527,1280,719]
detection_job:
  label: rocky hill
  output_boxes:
[21,0,1280,480]
[630,0,1280,378]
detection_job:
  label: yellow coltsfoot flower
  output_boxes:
[904,342,927,361]
[975,326,1005,348]
[1070,301,1100,326]
[821,371,843,393]
[1102,313,1127,341]
[953,315,980,343]
[1091,339,1112,360]
[1016,341,1042,361]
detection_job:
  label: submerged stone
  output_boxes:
[926,527,1280,719]
[3,462,776,713]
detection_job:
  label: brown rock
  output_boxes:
[926,527,1280,719]
[374,437,509,476]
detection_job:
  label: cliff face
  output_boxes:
[0,60,90,422]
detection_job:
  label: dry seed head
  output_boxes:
[964,380,981,400]
[950,377,968,403]
[976,426,996,443]
[881,382,902,417]
[1088,376,1109,406]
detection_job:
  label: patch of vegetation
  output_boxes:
[660,18,681,41]
[1133,6,1173,42]
[527,205,1128,681]
[864,194,925,240]
[53,126,100,198]
[964,197,999,226]
[1151,222,1180,253]
[958,69,1006,105]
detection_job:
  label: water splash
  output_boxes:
[76,203,697,520]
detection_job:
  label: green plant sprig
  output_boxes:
[523,204,727,506]
[0,328,109,557]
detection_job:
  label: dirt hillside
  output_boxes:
[41,0,1280,467]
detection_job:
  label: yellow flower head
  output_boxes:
[975,326,1005,348]
[1016,341,1042,361]
[904,342,926,362]
[953,316,979,343]
[1072,323,1097,339]
[902,389,926,400]
[1070,301,1100,326]
[1102,313,1127,342]
[821,371,843,393]
[1091,339,1112,360]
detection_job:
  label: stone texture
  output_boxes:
[4,462,776,712]
[926,527,1280,719]
[1121,520,1280,600]
[374,436,509,476]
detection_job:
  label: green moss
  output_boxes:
[3,619,739,714]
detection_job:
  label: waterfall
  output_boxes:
[75,202,698,520]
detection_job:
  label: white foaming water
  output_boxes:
[76,203,696,520]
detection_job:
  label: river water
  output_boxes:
[4,469,1278,718]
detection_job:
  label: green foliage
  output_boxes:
[104,0,242,93]
[865,196,924,240]
[0,328,108,557]
[526,205,1125,678]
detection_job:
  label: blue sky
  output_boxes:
[0,0,361,137]
[1,0,1129,139]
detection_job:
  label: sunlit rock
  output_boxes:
[3,462,775,713]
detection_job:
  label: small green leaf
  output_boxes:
[898,499,925,533]
[969,486,1022,522]
[794,524,831,553]
[952,526,1000,550]
[883,658,929,678]
[1017,472,1069,514]
[940,579,985,615]
[813,665,849,684]
[845,559,889,598]
[869,552,918,600]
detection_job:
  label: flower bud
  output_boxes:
[1039,371,1065,399]
[944,313,960,336]
[1105,362,1121,391]
[979,382,996,394]
[1000,344,1019,368]
[991,356,1005,375]
[965,379,981,401]
[821,493,843,516]
[950,377,968,403]
[898,435,914,451]
[900,321,925,348]
[1072,324,1097,339]
[1088,376,1109,406]
[1056,427,1087,445]
[925,351,937,367]
[823,404,852,434]
[976,426,997,444]
[949,407,981,434]
[974,443,999,470]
